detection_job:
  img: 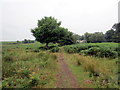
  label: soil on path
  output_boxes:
[56,53,80,88]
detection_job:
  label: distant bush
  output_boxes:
[64,43,118,58]
[63,44,100,54]
[22,39,35,44]
[80,47,118,58]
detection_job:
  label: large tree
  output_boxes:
[105,29,115,42]
[105,23,120,43]
[31,16,74,48]
[112,23,120,43]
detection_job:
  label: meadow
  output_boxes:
[1,42,119,88]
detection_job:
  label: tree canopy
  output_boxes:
[31,16,75,48]
[105,23,120,43]
[31,16,120,46]
[84,32,105,43]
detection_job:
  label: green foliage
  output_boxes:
[105,23,120,43]
[22,39,35,44]
[3,54,14,62]
[64,53,118,88]
[49,47,59,53]
[72,34,81,41]
[80,23,120,43]
[17,69,31,78]
[64,43,118,58]
[31,16,75,48]
[28,77,39,87]
[32,49,40,52]
[80,47,118,58]
[105,29,115,42]
[2,42,119,88]
[2,44,57,88]
[58,29,75,46]
[31,16,61,46]
[84,32,105,43]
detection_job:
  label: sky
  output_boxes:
[1,0,119,41]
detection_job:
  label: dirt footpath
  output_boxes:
[56,53,80,88]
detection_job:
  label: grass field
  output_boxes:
[1,42,119,88]
[2,42,58,88]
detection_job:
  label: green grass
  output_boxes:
[2,43,58,88]
[64,53,118,88]
[0,41,17,44]
[1,42,119,88]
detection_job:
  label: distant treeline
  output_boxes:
[75,23,120,43]
[2,39,35,45]
[17,39,35,44]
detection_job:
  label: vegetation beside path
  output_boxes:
[2,42,119,88]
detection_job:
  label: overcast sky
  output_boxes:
[1,0,119,41]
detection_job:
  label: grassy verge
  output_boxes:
[64,53,118,88]
[2,45,58,88]
[2,42,119,88]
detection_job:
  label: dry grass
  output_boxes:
[75,55,114,76]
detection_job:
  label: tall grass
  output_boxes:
[2,45,57,88]
[64,53,118,88]
[2,42,119,88]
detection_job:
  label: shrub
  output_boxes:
[49,47,59,53]
[80,50,89,56]
[64,44,99,54]
[64,46,78,53]
[115,46,120,57]
[80,47,118,58]
[39,46,46,50]
[98,49,118,58]
[87,47,101,56]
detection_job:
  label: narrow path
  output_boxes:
[56,53,80,88]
